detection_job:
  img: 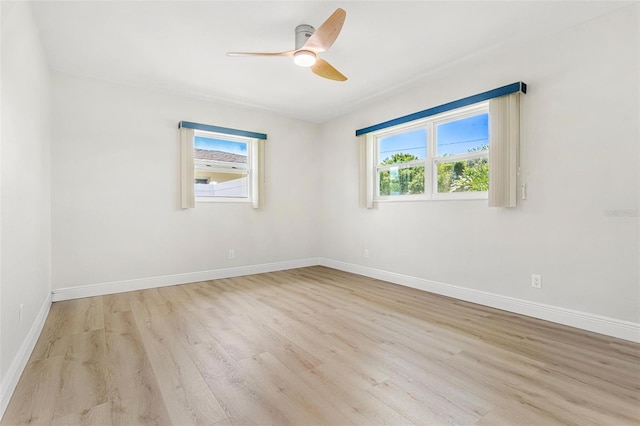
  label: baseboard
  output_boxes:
[0,292,52,420]
[51,258,321,302]
[51,256,640,342]
[318,258,640,343]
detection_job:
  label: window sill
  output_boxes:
[195,197,252,203]
[375,191,488,203]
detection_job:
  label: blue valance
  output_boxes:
[355,82,526,136]
[179,121,267,140]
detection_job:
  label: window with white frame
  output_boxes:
[179,121,265,209]
[374,102,489,201]
[194,131,252,201]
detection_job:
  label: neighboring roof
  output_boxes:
[195,148,246,164]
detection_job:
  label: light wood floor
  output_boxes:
[2,266,639,425]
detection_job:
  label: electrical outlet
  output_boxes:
[531,274,542,289]
[228,249,235,259]
[364,249,370,258]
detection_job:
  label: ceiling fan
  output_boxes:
[227,8,347,82]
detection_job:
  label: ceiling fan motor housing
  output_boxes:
[295,24,315,50]
[226,8,347,81]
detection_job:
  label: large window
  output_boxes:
[374,102,489,201]
[194,131,251,200]
[359,82,524,208]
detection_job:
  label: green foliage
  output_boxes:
[449,158,489,192]
[437,145,489,193]
[437,162,454,193]
[468,144,489,152]
[379,148,489,196]
[379,153,424,196]
[381,153,419,166]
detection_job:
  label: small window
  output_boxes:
[373,102,489,201]
[194,131,252,201]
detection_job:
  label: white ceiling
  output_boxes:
[30,1,628,123]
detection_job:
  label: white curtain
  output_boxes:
[489,93,520,208]
[180,127,195,209]
[359,134,374,209]
[251,138,264,209]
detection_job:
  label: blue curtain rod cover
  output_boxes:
[355,82,526,136]
[179,121,267,140]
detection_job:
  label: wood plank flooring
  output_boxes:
[2,266,639,425]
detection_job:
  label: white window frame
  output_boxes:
[373,101,489,202]
[194,129,256,204]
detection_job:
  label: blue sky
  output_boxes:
[379,113,488,162]
[379,128,427,162]
[195,136,247,156]
[437,113,488,155]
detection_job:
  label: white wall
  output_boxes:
[1,0,51,409]
[51,73,320,291]
[319,5,639,324]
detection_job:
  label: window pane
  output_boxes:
[379,165,425,196]
[194,134,249,199]
[195,170,248,198]
[436,113,488,156]
[195,136,247,164]
[378,128,426,165]
[437,157,488,193]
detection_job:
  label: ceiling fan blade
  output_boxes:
[311,58,347,81]
[227,51,295,57]
[303,8,346,53]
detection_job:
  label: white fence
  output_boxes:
[195,177,248,198]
